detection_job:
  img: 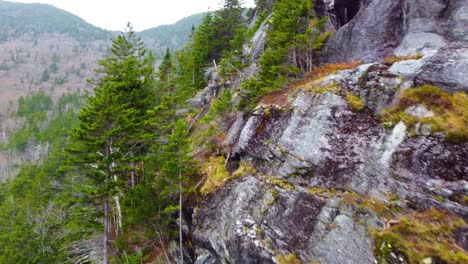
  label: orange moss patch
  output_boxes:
[309,60,362,78]
[259,89,291,108]
[285,61,361,90]
[384,54,423,64]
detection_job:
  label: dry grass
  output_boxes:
[346,92,365,112]
[259,89,291,108]
[199,156,230,195]
[384,54,423,64]
[309,60,362,78]
[381,85,468,142]
[285,61,361,90]
[372,209,467,264]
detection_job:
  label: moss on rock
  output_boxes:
[372,209,467,264]
[381,85,468,142]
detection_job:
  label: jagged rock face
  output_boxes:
[320,0,468,92]
[191,61,468,263]
[193,176,377,264]
[321,0,406,63]
[190,1,468,263]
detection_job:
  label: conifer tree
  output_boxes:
[213,0,245,60]
[158,48,173,86]
[67,24,155,263]
[159,119,194,264]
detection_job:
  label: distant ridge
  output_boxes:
[0,0,204,50]
[140,13,204,55]
[0,0,111,42]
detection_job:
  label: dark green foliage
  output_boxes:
[238,0,331,110]
[66,25,163,261]
[158,48,173,84]
[49,62,58,73]
[0,91,86,263]
[7,91,54,151]
[156,119,195,238]
[17,91,52,117]
[202,89,233,123]
[212,0,246,60]
[177,1,248,89]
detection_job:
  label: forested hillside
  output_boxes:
[140,13,205,56]
[0,0,202,113]
[0,0,250,262]
[0,0,467,263]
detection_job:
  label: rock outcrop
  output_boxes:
[191,61,467,263]
[188,0,468,263]
[321,0,468,92]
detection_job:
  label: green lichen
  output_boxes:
[267,189,279,206]
[304,82,339,94]
[265,175,294,190]
[384,54,423,65]
[255,228,263,238]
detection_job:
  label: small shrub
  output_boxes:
[346,92,364,112]
[202,89,233,124]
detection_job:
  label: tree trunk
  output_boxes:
[109,144,122,232]
[103,195,109,264]
[113,194,123,231]
[179,164,183,264]
[130,162,136,187]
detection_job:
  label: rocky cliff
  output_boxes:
[186,0,468,263]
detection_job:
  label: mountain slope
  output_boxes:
[140,13,204,53]
[0,0,203,113]
[0,0,111,42]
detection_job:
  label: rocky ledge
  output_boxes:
[188,0,468,263]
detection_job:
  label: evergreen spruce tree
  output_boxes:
[67,24,155,263]
[239,0,331,110]
[158,48,173,85]
[159,119,194,264]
